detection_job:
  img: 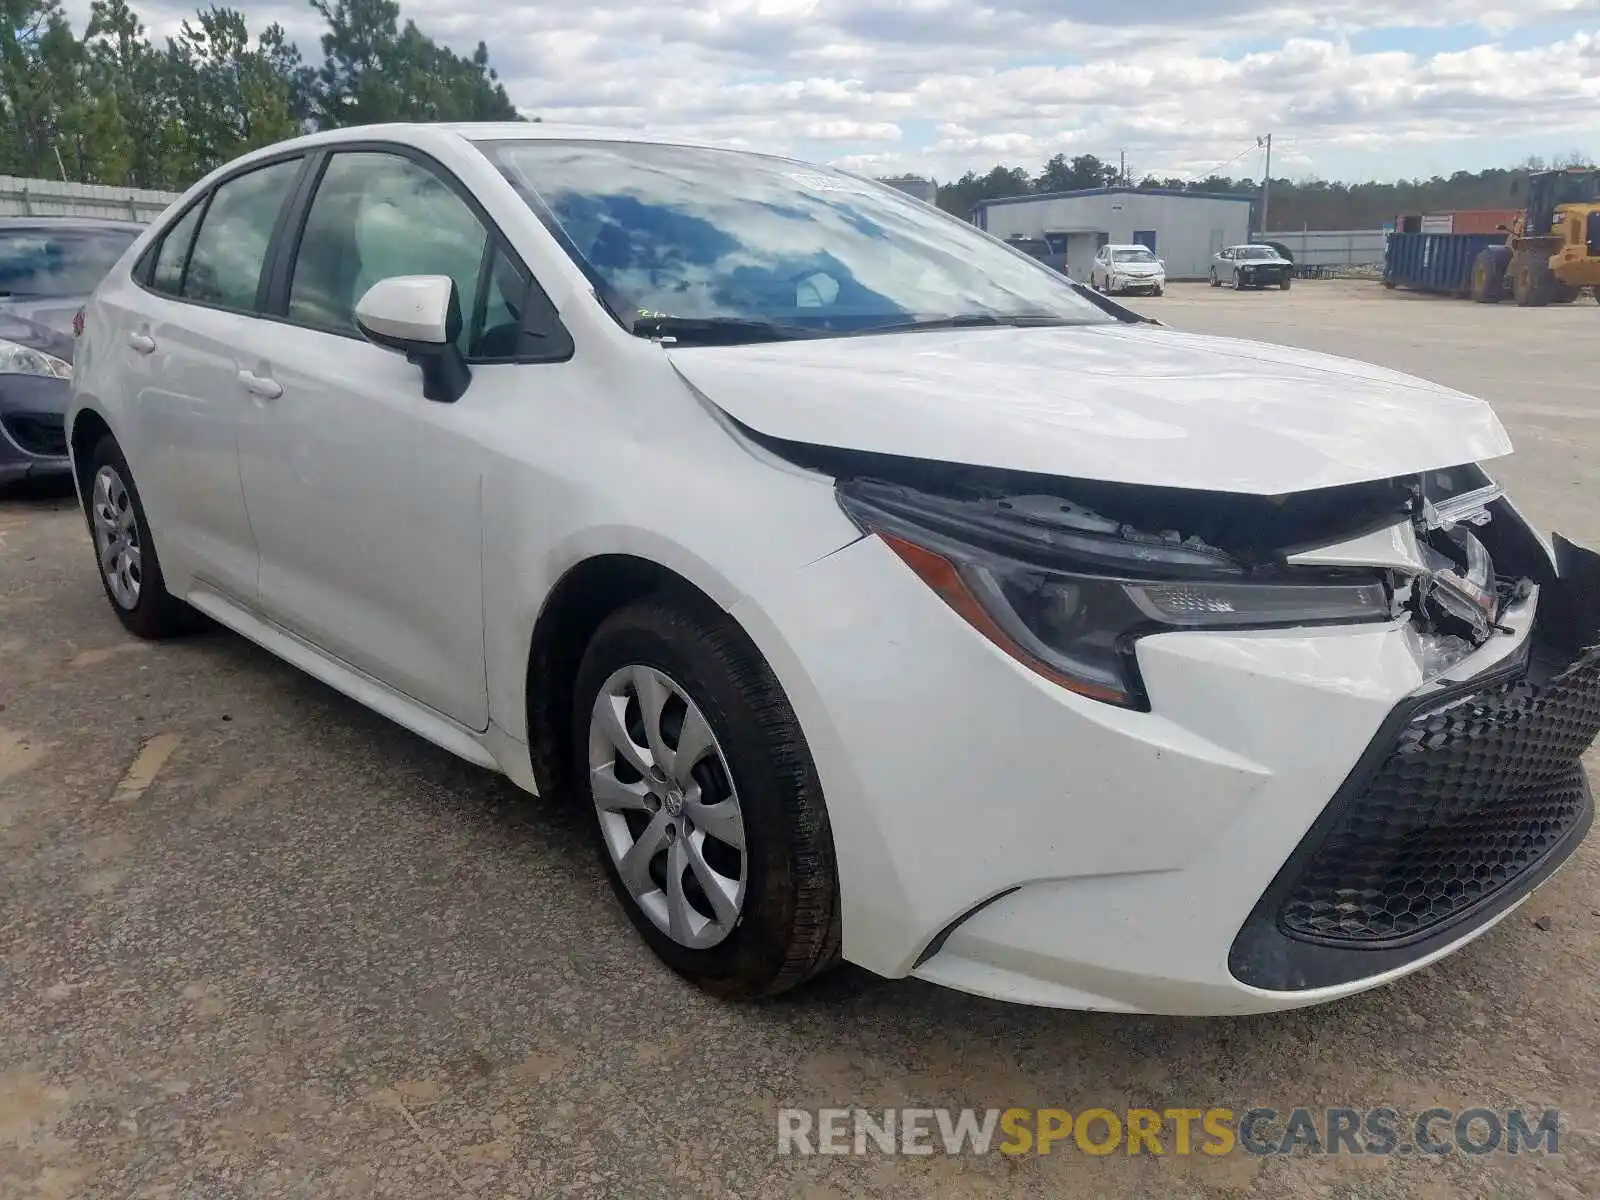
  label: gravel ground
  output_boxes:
[2,279,1597,1198]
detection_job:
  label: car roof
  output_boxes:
[1106,244,1154,250]
[0,215,145,232]
[1229,244,1276,250]
[239,120,770,161]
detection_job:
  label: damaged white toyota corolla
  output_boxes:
[69,125,1600,1015]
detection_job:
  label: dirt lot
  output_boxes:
[2,279,1598,1198]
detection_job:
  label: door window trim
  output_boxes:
[132,150,315,318]
[267,142,574,365]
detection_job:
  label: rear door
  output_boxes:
[105,156,306,603]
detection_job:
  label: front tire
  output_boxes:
[1471,246,1510,303]
[81,434,191,639]
[573,595,840,1000]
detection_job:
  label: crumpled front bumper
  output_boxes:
[747,499,1600,1015]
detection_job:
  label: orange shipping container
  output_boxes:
[1421,209,1521,235]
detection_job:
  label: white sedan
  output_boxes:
[67,123,1600,1015]
[1089,243,1165,295]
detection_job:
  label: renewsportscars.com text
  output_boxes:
[777,1106,1562,1157]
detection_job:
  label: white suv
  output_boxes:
[1090,244,1166,295]
[67,124,1600,1015]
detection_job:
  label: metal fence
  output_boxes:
[1255,228,1389,269]
[1,175,180,222]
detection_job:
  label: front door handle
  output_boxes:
[126,332,156,354]
[238,370,283,400]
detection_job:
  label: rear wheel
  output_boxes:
[573,595,840,1000]
[81,434,191,639]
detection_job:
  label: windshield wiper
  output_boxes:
[861,313,1079,334]
[632,315,820,345]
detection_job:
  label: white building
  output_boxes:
[972,187,1254,281]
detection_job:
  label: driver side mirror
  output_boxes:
[355,275,472,404]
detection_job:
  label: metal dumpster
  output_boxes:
[1383,231,1505,297]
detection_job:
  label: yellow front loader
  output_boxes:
[1470,168,1600,306]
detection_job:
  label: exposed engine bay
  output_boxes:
[740,421,1600,695]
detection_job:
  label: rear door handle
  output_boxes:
[125,332,156,354]
[237,370,283,400]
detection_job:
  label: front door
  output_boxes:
[233,149,498,730]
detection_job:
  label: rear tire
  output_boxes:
[572,595,840,1001]
[1471,247,1509,303]
[81,434,192,639]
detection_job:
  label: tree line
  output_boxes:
[912,151,1595,230]
[2,0,525,191]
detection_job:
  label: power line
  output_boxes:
[1186,142,1258,181]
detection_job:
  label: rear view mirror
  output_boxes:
[355,275,471,403]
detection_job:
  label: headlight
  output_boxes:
[838,480,1391,708]
[0,337,71,380]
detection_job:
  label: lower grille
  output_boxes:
[2,412,67,457]
[1282,646,1600,946]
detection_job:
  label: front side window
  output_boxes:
[182,158,302,310]
[0,225,138,299]
[288,152,489,352]
[481,139,1112,340]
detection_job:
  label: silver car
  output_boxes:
[1211,244,1293,290]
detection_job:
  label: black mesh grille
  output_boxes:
[2,412,67,457]
[1279,647,1600,945]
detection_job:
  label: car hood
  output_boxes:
[666,323,1512,495]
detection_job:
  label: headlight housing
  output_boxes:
[0,337,71,381]
[838,479,1392,709]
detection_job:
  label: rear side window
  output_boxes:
[181,158,302,311]
[150,204,203,296]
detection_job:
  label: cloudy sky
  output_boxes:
[74,1,1600,184]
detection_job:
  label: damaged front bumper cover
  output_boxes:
[1228,531,1600,993]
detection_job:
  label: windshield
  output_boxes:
[1235,246,1279,260]
[480,139,1111,340]
[1112,248,1157,263]
[0,226,138,298]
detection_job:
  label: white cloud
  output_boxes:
[62,1,1600,180]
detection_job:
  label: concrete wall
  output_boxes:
[1261,228,1387,267]
[1,175,180,223]
[977,190,1251,280]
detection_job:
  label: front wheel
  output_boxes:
[81,434,192,639]
[573,596,840,1000]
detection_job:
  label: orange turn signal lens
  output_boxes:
[876,530,1130,705]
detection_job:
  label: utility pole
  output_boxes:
[1119,149,1127,185]
[1257,134,1273,233]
